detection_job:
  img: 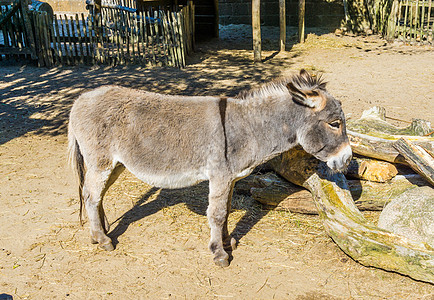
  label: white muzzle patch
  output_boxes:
[326,144,352,172]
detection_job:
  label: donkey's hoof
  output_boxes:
[214,257,230,267]
[90,238,98,244]
[99,242,115,251]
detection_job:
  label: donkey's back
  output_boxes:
[69,85,227,189]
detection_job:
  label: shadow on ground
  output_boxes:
[108,181,269,255]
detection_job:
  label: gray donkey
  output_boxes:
[68,69,352,267]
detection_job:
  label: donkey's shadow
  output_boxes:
[108,181,269,249]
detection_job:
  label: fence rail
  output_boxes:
[0,0,195,67]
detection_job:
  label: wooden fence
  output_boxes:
[0,0,195,67]
[387,0,433,43]
[0,0,37,60]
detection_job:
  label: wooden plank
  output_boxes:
[162,10,175,67]
[130,11,135,64]
[403,0,409,40]
[51,15,60,64]
[86,12,94,65]
[176,10,186,67]
[172,11,182,67]
[147,9,157,65]
[113,8,121,65]
[75,14,83,64]
[428,0,433,42]
[252,0,261,62]
[32,12,45,66]
[46,12,55,66]
[154,10,165,65]
[140,11,147,65]
[298,0,305,43]
[64,14,73,64]
[133,9,139,64]
[154,10,162,65]
[117,9,125,64]
[393,138,434,186]
[20,2,37,59]
[279,0,285,51]
[80,13,88,64]
[54,14,64,65]
[168,10,179,67]
[42,12,52,66]
[136,10,142,64]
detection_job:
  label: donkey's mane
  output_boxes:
[235,71,327,101]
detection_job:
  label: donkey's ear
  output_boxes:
[287,82,319,108]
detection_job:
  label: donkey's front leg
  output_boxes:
[207,178,236,267]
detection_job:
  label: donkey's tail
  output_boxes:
[68,124,85,226]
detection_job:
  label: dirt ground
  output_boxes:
[1,27,433,299]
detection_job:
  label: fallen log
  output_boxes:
[347,130,434,165]
[247,172,424,213]
[269,147,434,283]
[345,157,398,182]
[347,106,433,136]
[393,138,434,186]
[347,106,434,165]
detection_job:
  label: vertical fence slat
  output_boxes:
[161,10,174,67]
[74,14,83,64]
[140,10,148,65]
[428,0,433,42]
[46,13,55,66]
[146,9,157,65]
[53,14,61,64]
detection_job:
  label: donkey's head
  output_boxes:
[288,69,352,172]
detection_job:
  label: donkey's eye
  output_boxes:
[328,120,341,129]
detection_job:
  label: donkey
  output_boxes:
[68,69,352,267]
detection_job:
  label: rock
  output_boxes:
[378,186,434,247]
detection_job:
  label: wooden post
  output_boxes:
[252,0,261,62]
[279,0,285,51]
[298,0,305,43]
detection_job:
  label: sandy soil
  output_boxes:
[1,27,433,299]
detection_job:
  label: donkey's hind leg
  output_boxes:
[207,177,236,267]
[98,163,125,233]
[83,164,125,251]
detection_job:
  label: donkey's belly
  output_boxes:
[129,168,208,189]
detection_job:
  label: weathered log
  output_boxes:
[247,172,424,213]
[269,147,434,283]
[348,130,434,165]
[347,106,433,136]
[345,157,398,182]
[347,106,434,165]
[393,138,434,186]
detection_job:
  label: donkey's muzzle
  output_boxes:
[326,144,353,172]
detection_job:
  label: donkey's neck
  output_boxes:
[225,93,298,173]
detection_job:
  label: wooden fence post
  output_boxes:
[298,0,305,43]
[279,0,285,51]
[252,0,261,62]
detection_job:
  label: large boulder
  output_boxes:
[378,186,434,247]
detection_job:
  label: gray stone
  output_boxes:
[378,186,434,247]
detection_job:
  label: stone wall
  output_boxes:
[219,0,345,28]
